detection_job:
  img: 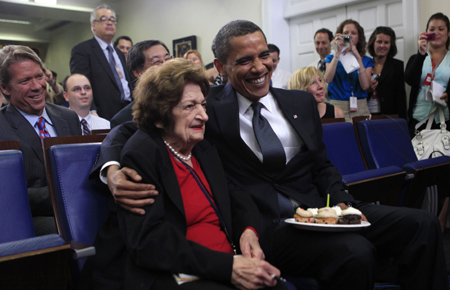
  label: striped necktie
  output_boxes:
[36,116,51,144]
[81,118,91,135]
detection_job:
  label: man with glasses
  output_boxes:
[70,4,133,121]
[109,40,172,127]
[63,74,110,134]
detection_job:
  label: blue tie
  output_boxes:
[251,102,286,170]
[106,45,125,100]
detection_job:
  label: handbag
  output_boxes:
[411,104,450,160]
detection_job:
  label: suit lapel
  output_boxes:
[152,134,186,217]
[4,105,44,163]
[45,104,70,136]
[194,144,233,235]
[378,57,393,84]
[271,88,314,152]
[90,38,117,87]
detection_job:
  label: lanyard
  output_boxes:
[171,151,237,255]
[431,50,447,81]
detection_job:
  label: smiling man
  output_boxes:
[63,74,110,134]
[70,4,133,120]
[0,45,81,235]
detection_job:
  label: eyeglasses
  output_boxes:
[71,85,92,92]
[94,16,117,24]
[150,56,173,66]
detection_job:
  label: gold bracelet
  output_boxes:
[357,68,366,74]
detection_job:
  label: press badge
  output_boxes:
[424,73,432,86]
[350,96,358,111]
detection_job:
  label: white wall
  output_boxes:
[45,0,263,79]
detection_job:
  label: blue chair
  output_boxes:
[356,118,450,210]
[44,136,109,285]
[0,149,71,289]
[322,122,406,205]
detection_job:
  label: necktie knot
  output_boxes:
[81,118,91,135]
[107,45,114,53]
[251,101,263,116]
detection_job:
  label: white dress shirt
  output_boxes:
[17,107,58,138]
[271,68,292,90]
[78,112,110,133]
[237,91,303,164]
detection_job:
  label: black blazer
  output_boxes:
[70,37,134,120]
[0,103,81,188]
[369,57,407,119]
[83,130,260,289]
[204,84,355,258]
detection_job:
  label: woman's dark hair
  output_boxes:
[336,19,366,57]
[367,26,397,58]
[426,12,450,49]
[132,58,209,134]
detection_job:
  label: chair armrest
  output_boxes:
[70,240,96,260]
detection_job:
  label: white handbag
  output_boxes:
[412,105,450,160]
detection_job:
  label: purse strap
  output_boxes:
[414,104,446,134]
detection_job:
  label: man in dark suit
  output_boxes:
[109,39,172,128]
[70,4,133,120]
[0,45,82,235]
[92,21,448,290]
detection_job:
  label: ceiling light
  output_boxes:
[0,19,31,25]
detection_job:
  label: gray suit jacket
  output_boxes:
[0,103,82,188]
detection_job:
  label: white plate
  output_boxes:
[285,218,371,232]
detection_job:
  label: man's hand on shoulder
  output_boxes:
[106,165,158,215]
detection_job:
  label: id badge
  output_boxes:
[350,96,358,111]
[424,73,432,86]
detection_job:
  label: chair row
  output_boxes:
[321,117,450,214]
[0,135,108,289]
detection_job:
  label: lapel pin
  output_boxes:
[293,115,298,119]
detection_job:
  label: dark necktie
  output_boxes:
[106,45,125,100]
[251,102,286,170]
[318,59,326,72]
[36,116,51,144]
[81,118,91,135]
[251,102,293,218]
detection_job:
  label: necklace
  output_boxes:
[164,140,192,161]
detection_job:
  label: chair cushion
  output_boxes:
[342,166,404,184]
[403,156,450,173]
[0,234,66,257]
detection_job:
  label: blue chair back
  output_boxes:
[48,143,109,270]
[0,150,35,242]
[356,119,417,169]
[322,122,367,175]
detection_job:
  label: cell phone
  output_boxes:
[425,33,436,41]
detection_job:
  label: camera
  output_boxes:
[340,35,351,43]
[424,33,436,41]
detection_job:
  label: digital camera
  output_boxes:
[340,35,351,42]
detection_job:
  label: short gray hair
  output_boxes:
[90,4,116,24]
[0,45,43,89]
[212,20,266,63]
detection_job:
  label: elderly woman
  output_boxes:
[324,19,373,121]
[367,27,407,118]
[289,67,344,119]
[81,59,287,290]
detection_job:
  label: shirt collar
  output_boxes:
[78,113,91,122]
[94,35,112,51]
[16,106,53,127]
[236,90,275,116]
